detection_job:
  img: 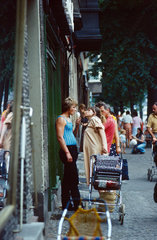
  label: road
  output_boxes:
[45,147,157,240]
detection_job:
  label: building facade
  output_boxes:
[0,0,101,239]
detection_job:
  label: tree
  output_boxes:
[88,0,157,114]
[0,1,16,112]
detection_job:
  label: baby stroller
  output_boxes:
[0,149,10,209]
[57,198,112,240]
[89,155,125,225]
[147,141,157,181]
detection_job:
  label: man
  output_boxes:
[121,110,133,147]
[147,102,157,203]
[96,101,121,155]
[147,102,157,143]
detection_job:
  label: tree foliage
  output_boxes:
[89,0,157,113]
[0,0,16,111]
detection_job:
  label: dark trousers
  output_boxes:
[59,145,80,209]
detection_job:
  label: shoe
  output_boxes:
[140,152,144,154]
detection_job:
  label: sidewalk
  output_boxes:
[45,147,155,239]
[45,151,99,240]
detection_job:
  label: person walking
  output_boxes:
[83,107,108,186]
[55,97,80,210]
[122,110,133,147]
[132,110,143,137]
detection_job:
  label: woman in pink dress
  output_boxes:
[132,110,142,137]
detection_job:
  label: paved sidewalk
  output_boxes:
[45,147,157,240]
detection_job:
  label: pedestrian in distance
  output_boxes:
[122,110,133,147]
[83,106,108,186]
[132,110,143,137]
[119,129,126,154]
[55,97,80,211]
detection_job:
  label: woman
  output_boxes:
[132,128,146,154]
[79,103,88,152]
[56,97,80,210]
[0,101,12,136]
[83,107,108,185]
[132,110,142,137]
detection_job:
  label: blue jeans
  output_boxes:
[136,142,146,153]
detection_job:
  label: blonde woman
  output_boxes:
[56,97,80,210]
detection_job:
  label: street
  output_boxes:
[46,147,157,239]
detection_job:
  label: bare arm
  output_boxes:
[73,117,81,137]
[147,127,157,142]
[56,117,73,162]
[98,128,108,154]
[114,120,121,154]
[0,124,7,148]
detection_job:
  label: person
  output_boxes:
[55,97,80,210]
[95,102,121,155]
[131,128,146,154]
[83,107,108,186]
[0,101,12,136]
[78,104,88,152]
[147,102,157,165]
[0,102,13,175]
[108,107,121,156]
[119,129,126,154]
[0,102,13,151]
[132,110,143,137]
[122,110,133,147]
[147,102,157,143]
[117,111,123,131]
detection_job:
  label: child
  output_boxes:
[120,129,126,154]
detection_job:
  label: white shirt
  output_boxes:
[122,114,133,124]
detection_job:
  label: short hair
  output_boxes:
[133,110,138,117]
[95,101,108,110]
[126,110,130,115]
[79,103,86,111]
[62,97,77,112]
